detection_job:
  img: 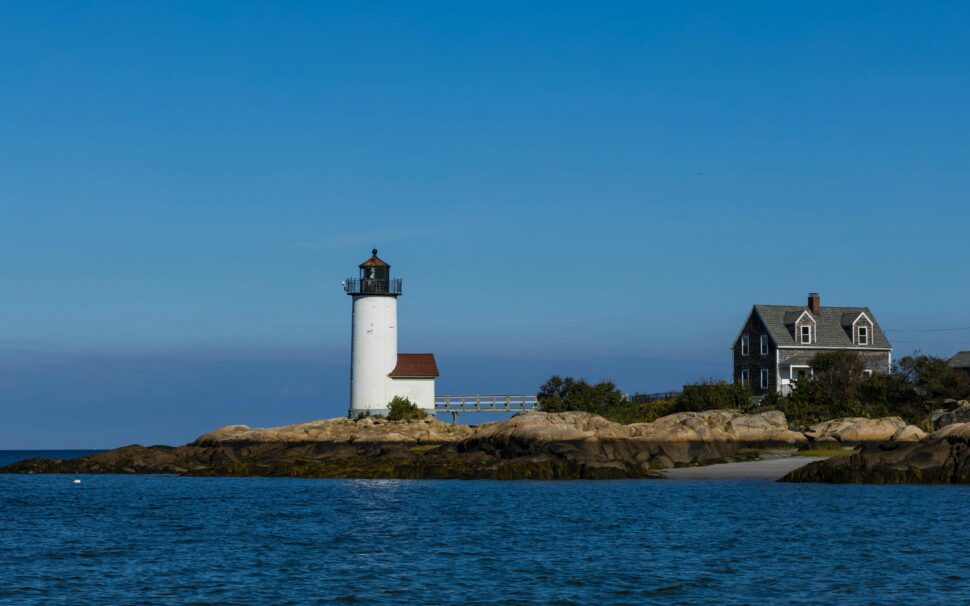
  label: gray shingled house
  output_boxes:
[732,293,893,396]
[949,352,970,373]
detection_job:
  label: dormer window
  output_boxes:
[800,325,812,344]
[858,325,869,346]
[741,335,750,356]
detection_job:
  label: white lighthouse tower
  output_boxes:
[345,249,437,417]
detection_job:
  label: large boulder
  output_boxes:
[782,423,970,484]
[805,417,908,444]
[891,425,927,442]
[930,400,970,430]
[469,411,629,443]
[628,409,806,446]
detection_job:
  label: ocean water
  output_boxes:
[1,452,968,605]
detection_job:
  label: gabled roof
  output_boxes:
[360,248,389,268]
[950,352,970,369]
[388,353,439,378]
[752,304,892,349]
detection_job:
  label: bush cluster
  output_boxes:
[386,396,426,422]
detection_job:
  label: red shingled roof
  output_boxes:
[388,353,439,378]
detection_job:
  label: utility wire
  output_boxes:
[892,340,970,345]
[885,326,970,333]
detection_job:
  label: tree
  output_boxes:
[809,350,867,408]
[537,376,627,414]
[897,353,970,402]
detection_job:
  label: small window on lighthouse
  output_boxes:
[366,268,376,279]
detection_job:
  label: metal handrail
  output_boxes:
[434,394,539,411]
[343,277,403,295]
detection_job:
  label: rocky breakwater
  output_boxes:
[1,409,808,480]
[782,423,970,484]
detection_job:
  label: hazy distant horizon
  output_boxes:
[0,343,731,449]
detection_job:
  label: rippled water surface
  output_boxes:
[1,452,968,605]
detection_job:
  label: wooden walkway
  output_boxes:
[434,394,538,424]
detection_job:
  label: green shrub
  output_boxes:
[606,399,678,424]
[386,396,425,422]
[677,379,753,412]
[537,376,750,424]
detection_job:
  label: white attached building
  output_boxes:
[345,249,438,417]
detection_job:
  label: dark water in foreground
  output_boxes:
[1,452,969,605]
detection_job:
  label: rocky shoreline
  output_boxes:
[782,400,970,484]
[0,409,939,481]
[782,422,970,484]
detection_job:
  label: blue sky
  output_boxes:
[2,2,969,448]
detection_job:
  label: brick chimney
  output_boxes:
[808,292,821,315]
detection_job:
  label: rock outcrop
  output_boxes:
[194,416,474,445]
[8,409,949,481]
[930,400,970,430]
[782,423,970,484]
[630,410,807,446]
[1,410,807,480]
[803,417,924,445]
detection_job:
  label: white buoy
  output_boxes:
[73,479,81,484]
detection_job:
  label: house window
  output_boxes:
[760,368,769,390]
[863,369,873,378]
[760,335,769,356]
[858,326,869,345]
[800,325,812,344]
[740,369,749,386]
[741,335,749,356]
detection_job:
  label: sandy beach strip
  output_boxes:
[659,456,827,481]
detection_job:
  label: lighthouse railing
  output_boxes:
[343,277,403,295]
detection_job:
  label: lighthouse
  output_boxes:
[345,249,438,417]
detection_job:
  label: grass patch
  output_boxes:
[794,447,856,458]
[408,445,440,454]
[738,448,769,456]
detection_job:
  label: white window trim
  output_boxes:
[740,369,749,387]
[741,335,750,356]
[800,324,813,345]
[851,312,875,346]
[858,325,869,346]
[794,310,817,345]
[760,335,769,355]
[760,368,769,390]
[862,369,873,377]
